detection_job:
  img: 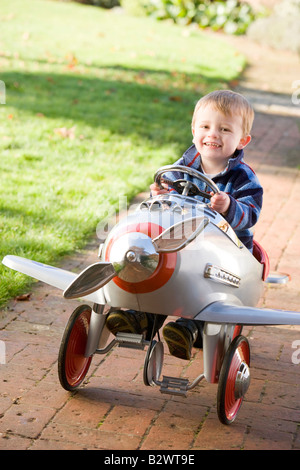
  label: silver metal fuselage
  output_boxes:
[101,193,264,318]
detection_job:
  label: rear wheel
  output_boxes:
[217,335,250,425]
[58,305,93,391]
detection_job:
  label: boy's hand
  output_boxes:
[150,180,169,196]
[150,183,230,215]
[210,191,230,215]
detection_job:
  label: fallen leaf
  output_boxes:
[22,31,30,41]
[229,79,239,88]
[54,126,76,139]
[169,96,182,102]
[15,293,31,301]
[105,88,116,95]
[65,53,78,69]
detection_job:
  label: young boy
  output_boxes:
[106,90,263,360]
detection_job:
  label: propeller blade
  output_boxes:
[152,216,209,253]
[63,262,116,299]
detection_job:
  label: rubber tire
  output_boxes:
[58,304,93,391]
[232,325,243,339]
[217,335,250,425]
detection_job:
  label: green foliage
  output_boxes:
[143,0,258,35]
[121,0,148,16]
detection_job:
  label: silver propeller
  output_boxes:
[153,216,209,253]
[63,216,208,299]
[63,262,117,299]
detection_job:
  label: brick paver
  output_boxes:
[0,35,300,451]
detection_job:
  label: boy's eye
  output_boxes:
[221,127,231,132]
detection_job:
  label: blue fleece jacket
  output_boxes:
[165,144,263,250]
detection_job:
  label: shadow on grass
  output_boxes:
[1,66,230,148]
[0,66,236,305]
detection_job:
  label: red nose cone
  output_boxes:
[105,222,177,293]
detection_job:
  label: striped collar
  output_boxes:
[182,144,244,178]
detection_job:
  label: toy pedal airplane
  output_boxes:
[2,166,300,425]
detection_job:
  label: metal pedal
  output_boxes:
[115,332,147,350]
[159,375,189,397]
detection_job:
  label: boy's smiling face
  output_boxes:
[192,104,251,173]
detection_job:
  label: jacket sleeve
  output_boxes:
[224,170,263,230]
[163,147,201,184]
[160,155,186,184]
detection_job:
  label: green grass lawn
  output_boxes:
[0,0,245,306]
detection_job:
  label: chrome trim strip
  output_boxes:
[204,263,240,288]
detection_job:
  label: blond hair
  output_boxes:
[192,90,254,136]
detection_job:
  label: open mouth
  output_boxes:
[204,142,221,148]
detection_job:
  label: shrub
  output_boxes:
[141,0,259,35]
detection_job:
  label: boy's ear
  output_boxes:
[237,134,251,150]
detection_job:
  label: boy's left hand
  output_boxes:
[210,191,230,215]
[150,180,169,196]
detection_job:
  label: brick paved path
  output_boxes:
[0,36,300,451]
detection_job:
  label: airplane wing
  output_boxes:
[2,255,106,305]
[196,301,300,325]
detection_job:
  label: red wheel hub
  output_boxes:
[224,340,250,421]
[217,336,250,425]
[64,308,92,388]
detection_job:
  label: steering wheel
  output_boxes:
[154,165,220,200]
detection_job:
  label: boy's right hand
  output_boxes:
[150,181,169,196]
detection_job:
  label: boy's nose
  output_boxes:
[207,128,219,138]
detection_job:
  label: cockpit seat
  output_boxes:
[253,240,270,281]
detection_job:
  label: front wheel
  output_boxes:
[58,304,93,391]
[217,335,250,425]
